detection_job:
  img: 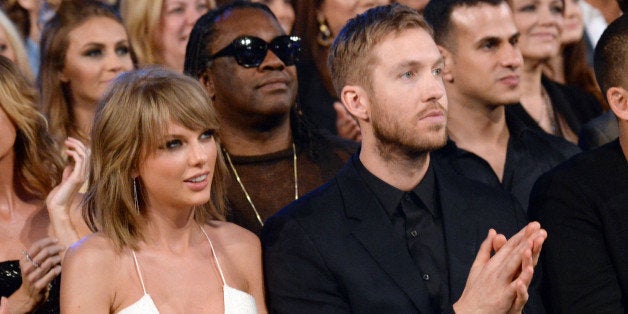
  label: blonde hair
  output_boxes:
[0,56,63,200]
[38,0,135,144]
[328,4,433,96]
[120,0,216,67]
[0,10,33,81]
[85,67,227,250]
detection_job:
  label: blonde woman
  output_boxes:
[120,0,215,72]
[0,56,89,313]
[0,10,33,81]
[61,67,266,313]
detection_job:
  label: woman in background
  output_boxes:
[0,0,43,75]
[0,56,89,314]
[544,0,604,106]
[0,10,33,81]
[293,0,387,141]
[251,0,295,33]
[61,67,266,313]
[39,0,135,145]
[507,0,602,143]
[120,0,215,72]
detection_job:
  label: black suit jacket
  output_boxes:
[262,155,544,313]
[529,140,628,313]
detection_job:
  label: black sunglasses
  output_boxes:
[207,35,302,68]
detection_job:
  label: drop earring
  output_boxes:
[316,12,333,47]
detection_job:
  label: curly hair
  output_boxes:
[0,56,63,200]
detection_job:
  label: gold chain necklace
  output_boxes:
[223,143,298,227]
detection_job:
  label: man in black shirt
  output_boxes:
[262,4,547,313]
[424,0,579,211]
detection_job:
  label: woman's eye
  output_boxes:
[0,44,7,52]
[116,45,130,56]
[550,3,564,14]
[520,4,536,12]
[200,129,214,140]
[163,139,182,150]
[432,68,443,77]
[168,5,185,14]
[84,49,102,57]
[196,3,209,12]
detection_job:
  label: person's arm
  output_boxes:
[6,238,64,314]
[60,235,113,314]
[45,137,91,250]
[530,172,625,312]
[453,222,547,314]
[262,215,350,314]
[0,297,8,314]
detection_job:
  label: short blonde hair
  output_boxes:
[0,10,33,81]
[85,67,227,250]
[0,56,63,200]
[328,4,433,96]
[120,0,216,67]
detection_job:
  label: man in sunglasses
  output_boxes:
[184,2,356,236]
[261,4,546,313]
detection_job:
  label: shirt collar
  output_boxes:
[353,154,439,219]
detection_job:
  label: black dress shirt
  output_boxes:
[354,157,450,312]
[433,111,580,211]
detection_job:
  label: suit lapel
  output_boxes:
[434,165,480,301]
[336,161,434,312]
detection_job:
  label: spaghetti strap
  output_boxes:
[199,225,227,286]
[130,250,148,295]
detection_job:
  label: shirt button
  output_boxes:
[410,230,418,237]
[423,274,430,281]
[405,195,412,201]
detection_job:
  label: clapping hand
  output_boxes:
[453,222,547,314]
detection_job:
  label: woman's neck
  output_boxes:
[521,59,545,101]
[140,207,201,254]
[71,100,97,142]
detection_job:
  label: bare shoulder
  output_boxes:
[63,232,120,274]
[204,221,260,256]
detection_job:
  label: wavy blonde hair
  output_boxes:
[0,10,33,81]
[0,56,63,200]
[119,0,216,67]
[85,67,227,250]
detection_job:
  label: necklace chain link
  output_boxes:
[223,143,298,227]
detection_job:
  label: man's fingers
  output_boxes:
[471,229,497,270]
[492,234,507,253]
[531,229,547,266]
[509,279,529,314]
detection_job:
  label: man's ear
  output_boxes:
[608,86,628,120]
[340,85,369,121]
[437,45,454,83]
[200,70,216,100]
